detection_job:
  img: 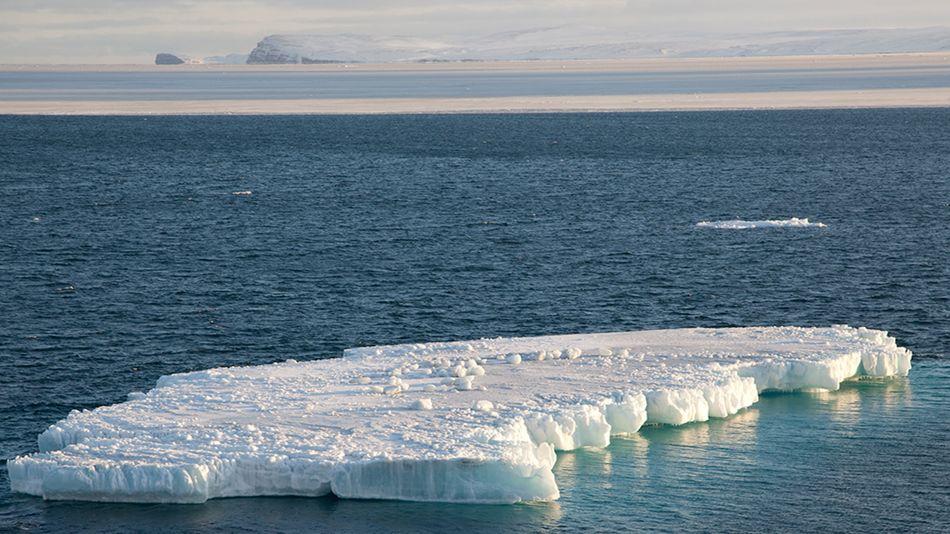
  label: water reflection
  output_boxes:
[556,447,614,486]
[24,494,564,533]
[543,371,930,532]
[782,375,912,430]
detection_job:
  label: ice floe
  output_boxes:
[8,326,910,504]
[696,218,827,229]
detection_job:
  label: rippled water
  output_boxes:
[4,64,950,101]
[1,110,948,532]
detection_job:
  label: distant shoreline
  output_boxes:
[3,52,949,73]
[3,53,950,115]
[3,88,950,115]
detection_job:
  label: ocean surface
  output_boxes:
[3,63,950,101]
[1,110,948,532]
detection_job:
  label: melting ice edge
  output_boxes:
[9,326,911,504]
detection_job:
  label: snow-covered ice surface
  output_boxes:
[696,218,827,229]
[8,326,910,504]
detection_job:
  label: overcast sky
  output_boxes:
[2,0,949,63]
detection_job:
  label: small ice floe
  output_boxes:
[232,191,252,196]
[696,218,827,229]
[9,326,911,505]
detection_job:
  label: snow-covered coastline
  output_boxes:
[9,326,911,504]
[242,27,950,64]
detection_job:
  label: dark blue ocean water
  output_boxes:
[1,110,948,532]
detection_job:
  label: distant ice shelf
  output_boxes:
[9,326,910,504]
[696,218,827,229]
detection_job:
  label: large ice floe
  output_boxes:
[9,326,910,504]
[696,217,827,229]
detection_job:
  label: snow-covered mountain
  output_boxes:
[242,26,950,64]
[246,34,456,64]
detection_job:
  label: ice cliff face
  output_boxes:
[9,326,911,504]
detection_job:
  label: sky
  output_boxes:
[2,0,950,63]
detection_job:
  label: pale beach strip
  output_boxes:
[2,87,950,115]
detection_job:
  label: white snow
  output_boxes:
[411,398,434,411]
[473,400,495,412]
[696,218,827,229]
[8,326,910,504]
[242,27,950,64]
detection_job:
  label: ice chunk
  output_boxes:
[602,392,647,434]
[473,400,494,412]
[9,326,910,504]
[411,398,434,411]
[696,218,827,229]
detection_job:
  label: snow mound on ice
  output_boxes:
[696,218,827,229]
[8,326,910,504]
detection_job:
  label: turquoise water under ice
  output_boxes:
[1,111,948,532]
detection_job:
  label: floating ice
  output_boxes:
[9,326,910,504]
[696,218,827,229]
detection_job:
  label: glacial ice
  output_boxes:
[8,326,911,504]
[696,218,827,229]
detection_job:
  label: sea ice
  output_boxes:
[696,218,827,229]
[8,326,910,504]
